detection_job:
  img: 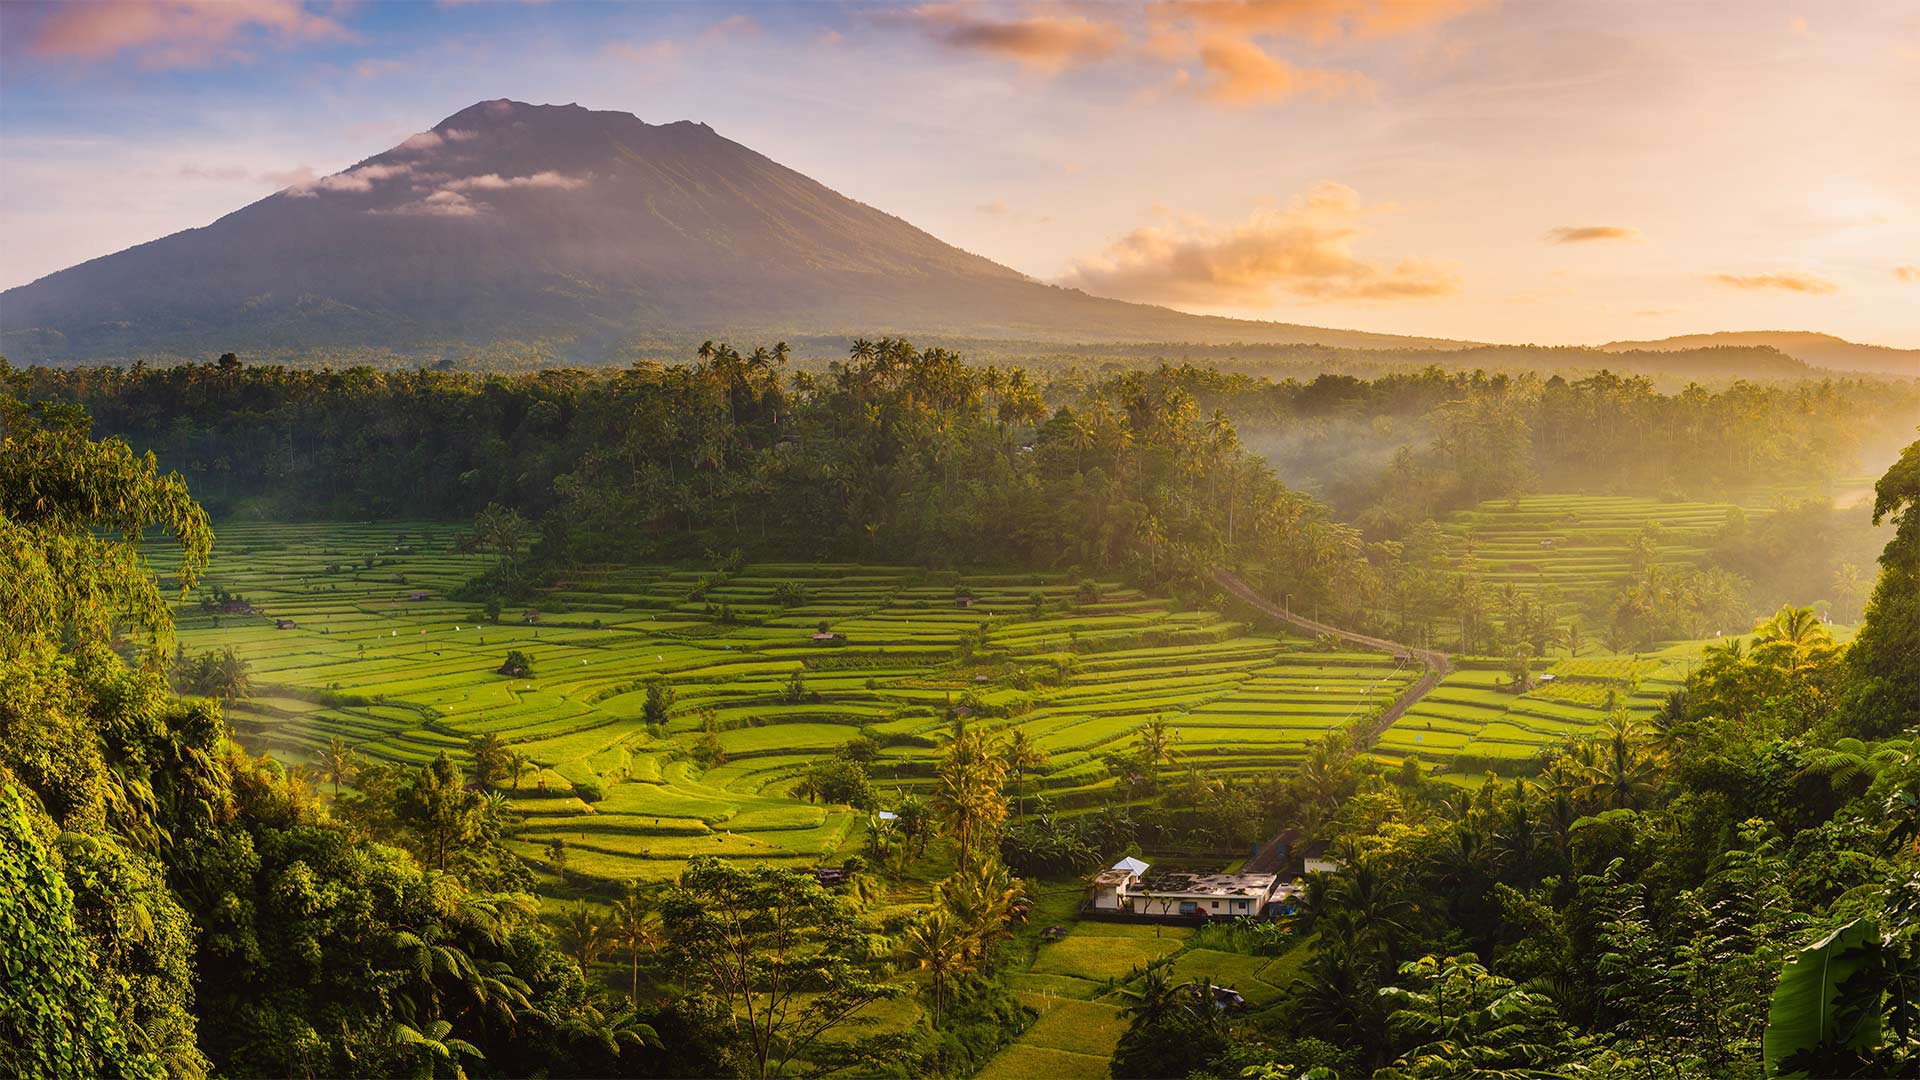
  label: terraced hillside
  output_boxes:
[156,521,1420,886]
[1441,493,1756,614]
[1377,652,1693,774]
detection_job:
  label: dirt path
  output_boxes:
[1212,569,1451,752]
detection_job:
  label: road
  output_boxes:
[1211,569,1451,751]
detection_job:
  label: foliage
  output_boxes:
[661,856,906,1078]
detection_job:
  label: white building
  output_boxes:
[1126,870,1279,918]
[1087,856,1280,918]
[1089,856,1150,910]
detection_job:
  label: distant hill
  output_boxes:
[0,99,1473,366]
[1602,331,1917,378]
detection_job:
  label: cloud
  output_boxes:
[26,0,353,70]
[376,190,480,218]
[1709,271,1838,294]
[287,162,413,196]
[1895,266,1920,283]
[1194,35,1372,104]
[443,172,589,192]
[1152,0,1491,43]
[1546,225,1641,244]
[978,199,1011,215]
[1059,182,1458,305]
[896,4,1126,71]
[606,39,682,65]
[353,58,408,80]
[388,129,482,155]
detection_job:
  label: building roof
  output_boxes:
[1111,856,1150,875]
[1091,868,1137,888]
[1134,871,1278,900]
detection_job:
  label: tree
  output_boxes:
[321,736,358,796]
[497,650,533,678]
[609,883,655,1005]
[1377,953,1579,1079]
[1574,714,1660,811]
[900,908,971,1028]
[1001,728,1050,816]
[1111,961,1227,1080]
[933,724,1008,874]
[175,647,251,703]
[1135,714,1179,789]
[661,856,904,1078]
[468,732,511,791]
[642,678,675,727]
[397,752,481,871]
[557,903,610,971]
[1843,438,1920,736]
[0,391,211,665]
[506,749,534,791]
[471,502,530,578]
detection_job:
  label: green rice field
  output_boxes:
[157,521,1441,886]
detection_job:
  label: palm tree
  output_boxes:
[1001,729,1049,816]
[1330,861,1417,963]
[506,750,534,791]
[940,860,1026,962]
[471,503,530,577]
[901,908,970,1027]
[1136,714,1179,789]
[558,903,611,972]
[1574,713,1660,811]
[321,736,358,796]
[609,883,655,1005]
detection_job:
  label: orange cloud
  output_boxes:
[1896,266,1920,283]
[1546,225,1641,243]
[1059,183,1458,305]
[27,0,352,69]
[898,4,1125,71]
[1196,35,1372,104]
[1709,271,1838,294]
[1153,0,1490,43]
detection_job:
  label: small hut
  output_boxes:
[523,609,541,624]
[275,618,297,630]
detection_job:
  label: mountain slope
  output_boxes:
[1601,331,1917,378]
[1,99,1471,364]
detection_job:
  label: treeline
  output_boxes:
[1119,364,1918,524]
[7,344,1373,621]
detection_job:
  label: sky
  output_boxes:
[2,0,1917,348]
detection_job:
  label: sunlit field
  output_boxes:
[156,521,1436,886]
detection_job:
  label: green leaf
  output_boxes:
[1763,917,1883,1077]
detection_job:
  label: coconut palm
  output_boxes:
[506,750,534,790]
[557,903,611,972]
[609,883,655,1005]
[900,908,970,1027]
[1001,728,1049,815]
[321,736,358,796]
[1574,713,1661,811]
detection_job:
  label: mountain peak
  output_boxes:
[0,99,1466,364]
